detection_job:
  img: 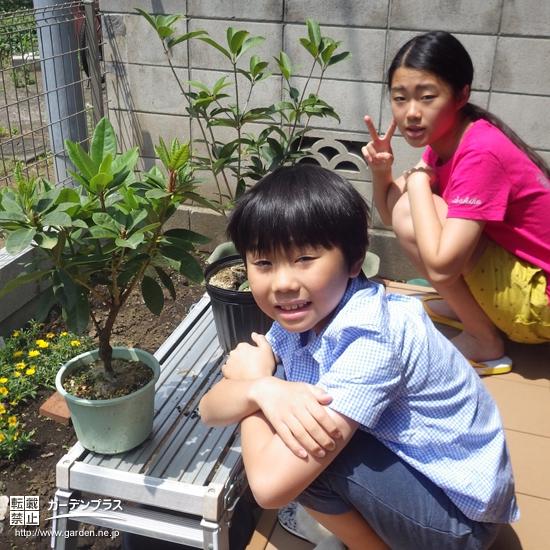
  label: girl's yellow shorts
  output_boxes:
[464,240,550,344]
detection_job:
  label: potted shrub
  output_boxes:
[0,117,215,454]
[138,14,375,350]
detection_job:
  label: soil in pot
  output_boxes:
[208,261,250,291]
[62,358,154,400]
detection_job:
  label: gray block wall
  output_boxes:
[98,0,550,281]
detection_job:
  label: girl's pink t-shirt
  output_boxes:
[423,119,550,299]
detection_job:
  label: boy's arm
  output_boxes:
[199,334,342,457]
[242,407,359,509]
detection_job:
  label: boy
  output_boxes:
[199,165,519,550]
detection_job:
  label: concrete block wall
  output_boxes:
[98,0,550,281]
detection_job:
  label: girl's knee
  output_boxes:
[391,194,415,242]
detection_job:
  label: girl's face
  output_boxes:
[246,245,362,334]
[390,67,468,157]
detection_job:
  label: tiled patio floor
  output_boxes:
[246,281,550,550]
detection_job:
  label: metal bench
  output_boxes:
[52,295,246,550]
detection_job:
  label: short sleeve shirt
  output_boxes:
[266,277,519,524]
[422,120,550,281]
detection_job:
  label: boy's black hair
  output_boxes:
[227,164,370,271]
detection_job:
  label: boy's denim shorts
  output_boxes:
[296,429,500,550]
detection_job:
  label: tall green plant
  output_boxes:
[0,118,215,375]
[136,11,351,209]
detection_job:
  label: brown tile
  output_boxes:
[483,378,550,438]
[505,430,550,500]
[499,341,550,388]
[490,493,550,550]
[38,391,71,425]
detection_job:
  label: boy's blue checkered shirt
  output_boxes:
[265,277,519,524]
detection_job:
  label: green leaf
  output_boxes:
[111,147,139,175]
[115,232,144,249]
[87,226,118,239]
[307,19,322,47]
[229,29,250,55]
[237,35,265,59]
[89,172,114,193]
[35,286,56,323]
[327,50,352,67]
[65,140,97,179]
[299,37,318,58]
[33,231,59,249]
[134,8,158,31]
[1,194,24,214]
[90,118,118,167]
[41,211,72,226]
[141,275,164,315]
[167,30,208,49]
[154,266,176,301]
[163,228,211,244]
[198,37,231,60]
[177,250,205,283]
[92,212,124,234]
[0,269,51,298]
[63,286,90,336]
[0,211,26,224]
[54,269,78,310]
[6,227,36,254]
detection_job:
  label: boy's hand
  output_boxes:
[223,333,276,380]
[255,378,342,459]
[362,116,396,173]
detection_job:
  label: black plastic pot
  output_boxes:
[205,255,273,353]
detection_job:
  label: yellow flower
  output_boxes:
[8,416,17,427]
[14,372,21,378]
[15,362,26,370]
[10,401,18,406]
[70,340,81,347]
[46,333,55,339]
[0,433,4,443]
[0,378,7,384]
[0,404,5,414]
[26,367,36,376]
[60,332,68,337]
[28,350,40,358]
[0,387,8,396]
[36,339,49,348]
[13,331,19,337]
[14,431,18,440]
[13,351,23,358]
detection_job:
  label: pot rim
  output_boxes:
[55,346,160,406]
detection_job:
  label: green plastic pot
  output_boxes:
[55,347,160,454]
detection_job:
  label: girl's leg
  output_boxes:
[391,192,504,362]
[296,431,499,550]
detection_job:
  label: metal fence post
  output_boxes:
[83,0,103,127]
[33,0,88,187]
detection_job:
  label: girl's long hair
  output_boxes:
[388,31,550,178]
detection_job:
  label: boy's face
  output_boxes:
[246,245,362,334]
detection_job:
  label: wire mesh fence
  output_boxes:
[0,0,104,191]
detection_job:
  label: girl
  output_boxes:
[363,31,550,371]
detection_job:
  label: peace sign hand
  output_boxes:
[362,116,397,173]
